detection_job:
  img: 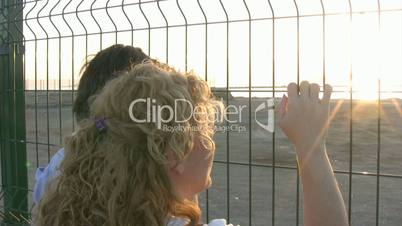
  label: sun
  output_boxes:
[352,79,380,101]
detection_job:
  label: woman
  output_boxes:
[35,62,348,226]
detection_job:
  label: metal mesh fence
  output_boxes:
[0,0,401,225]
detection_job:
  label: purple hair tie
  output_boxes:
[94,117,107,132]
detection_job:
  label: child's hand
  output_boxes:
[278,81,333,160]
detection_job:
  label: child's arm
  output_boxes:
[278,81,348,226]
[33,148,65,205]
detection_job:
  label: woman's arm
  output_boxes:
[297,142,348,226]
[278,81,348,226]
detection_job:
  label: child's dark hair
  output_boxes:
[73,44,149,122]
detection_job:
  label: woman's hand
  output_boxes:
[278,81,349,226]
[278,81,333,160]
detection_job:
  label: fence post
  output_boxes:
[0,0,28,224]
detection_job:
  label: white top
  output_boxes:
[167,217,236,226]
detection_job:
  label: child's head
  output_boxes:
[73,44,149,122]
[37,62,223,226]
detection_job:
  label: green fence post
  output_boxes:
[0,0,28,224]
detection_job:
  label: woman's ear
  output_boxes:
[172,162,185,175]
[166,147,185,175]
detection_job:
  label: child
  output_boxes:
[35,61,348,226]
[33,44,150,204]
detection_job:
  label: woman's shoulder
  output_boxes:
[167,217,236,226]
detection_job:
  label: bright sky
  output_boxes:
[22,0,402,99]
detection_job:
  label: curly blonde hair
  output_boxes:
[35,62,223,226]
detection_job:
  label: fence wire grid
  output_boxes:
[1,0,402,225]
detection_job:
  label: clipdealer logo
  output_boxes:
[128,98,275,133]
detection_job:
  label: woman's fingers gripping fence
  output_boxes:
[278,82,333,146]
[321,84,333,106]
[280,82,333,112]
